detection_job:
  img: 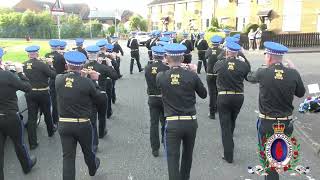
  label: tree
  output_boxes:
[107,25,115,36]
[129,15,148,31]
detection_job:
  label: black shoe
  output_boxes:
[130,72,133,74]
[30,143,39,150]
[99,130,108,139]
[119,75,123,78]
[107,111,113,119]
[23,156,37,174]
[152,150,159,157]
[208,113,215,120]
[89,158,100,176]
[139,68,144,72]
[48,125,57,137]
[112,98,116,104]
[222,156,233,164]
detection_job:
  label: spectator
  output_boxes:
[255,28,262,50]
[248,29,255,51]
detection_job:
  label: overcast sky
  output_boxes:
[0,0,151,17]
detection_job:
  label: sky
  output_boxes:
[0,0,151,17]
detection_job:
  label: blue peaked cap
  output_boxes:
[264,41,288,55]
[85,45,100,53]
[0,48,3,58]
[151,46,166,56]
[25,45,40,52]
[96,40,108,47]
[75,38,84,46]
[105,43,114,52]
[226,41,241,52]
[159,36,171,42]
[64,51,87,66]
[49,39,61,47]
[60,41,67,48]
[163,43,187,56]
[210,35,223,44]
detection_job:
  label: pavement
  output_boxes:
[3,40,320,180]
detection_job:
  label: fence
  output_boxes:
[239,32,320,50]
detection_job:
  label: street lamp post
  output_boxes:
[89,7,97,39]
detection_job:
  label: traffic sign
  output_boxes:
[51,0,64,15]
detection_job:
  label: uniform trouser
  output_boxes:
[217,95,244,162]
[25,91,55,146]
[112,80,116,102]
[116,57,121,76]
[90,108,99,150]
[206,76,218,115]
[148,50,153,60]
[58,121,99,180]
[183,54,192,64]
[148,97,165,151]
[257,118,293,180]
[96,93,108,137]
[106,80,113,118]
[0,113,33,179]
[130,51,142,73]
[197,52,207,73]
[165,120,198,180]
[49,79,59,125]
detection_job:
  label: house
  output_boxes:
[13,0,90,19]
[147,0,202,32]
[215,0,320,33]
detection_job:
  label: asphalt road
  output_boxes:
[3,40,320,180]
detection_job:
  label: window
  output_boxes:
[257,0,271,4]
[177,23,182,30]
[152,22,159,30]
[151,6,160,21]
[220,17,230,25]
[206,19,210,27]
[218,0,228,7]
[282,0,302,32]
[237,17,247,31]
[175,3,184,22]
[187,2,195,12]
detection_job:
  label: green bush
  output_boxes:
[211,17,219,28]
[260,23,267,31]
[230,31,242,36]
[207,26,219,32]
[204,31,226,45]
[0,9,104,39]
[244,23,259,34]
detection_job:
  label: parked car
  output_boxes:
[136,32,150,46]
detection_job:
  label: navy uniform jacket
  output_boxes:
[144,60,169,95]
[180,39,193,54]
[213,57,250,92]
[247,63,305,117]
[146,38,158,51]
[23,58,56,88]
[0,69,31,113]
[195,39,209,55]
[217,49,251,70]
[84,61,118,91]
[55,71,101,119]
[45,51,66,74]
[127,38,139,50]
[206,47,223,74]
[156,67,207,117]
[77,47,88,58]
[112,42,124,56]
